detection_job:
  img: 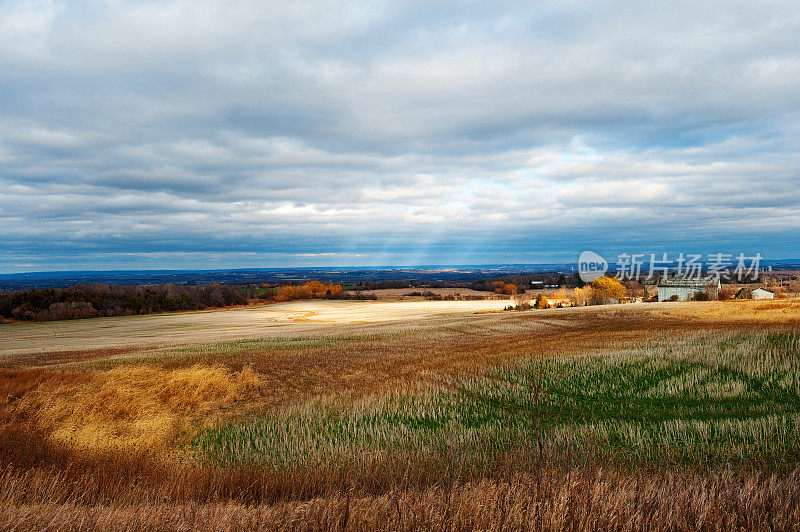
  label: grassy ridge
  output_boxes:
[192,332,800,469]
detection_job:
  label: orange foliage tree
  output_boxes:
[535,293,550,309]
[275,282,343,302]
[571,286,593,306]
[590,276,626,303]
[493,281,518,294]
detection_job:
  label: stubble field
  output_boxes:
[1,299,799,530]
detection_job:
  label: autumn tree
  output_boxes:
[493,281,518,295]
[571,286,592,306]
[789,279,800,298]
[325,284,343,296]
[590,276,626,304]
[624,280,644,300]
[718,285,737,300]
[275,281,343,302]
[305,281,326,296]
[275,285,300,302]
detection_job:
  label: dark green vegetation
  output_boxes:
[193,332,800,470]
[0,283,247,321]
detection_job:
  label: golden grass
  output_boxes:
[669,298,800,323]
[15,365,262,451]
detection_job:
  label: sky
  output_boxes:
[1,1,800,273]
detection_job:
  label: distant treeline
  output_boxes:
[0,283,248,322]
[0,280,380,322]
[0,274,585,323]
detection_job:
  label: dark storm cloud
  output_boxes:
[1,0,800,272]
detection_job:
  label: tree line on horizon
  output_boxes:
[0,283,248,322]
[7,273,788,323]
[0,273,610,323]
[0,280,375,322]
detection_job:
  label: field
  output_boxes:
[1,299,800,530]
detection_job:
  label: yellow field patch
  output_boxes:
[20,364,262,451]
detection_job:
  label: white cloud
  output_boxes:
[1,0,799,271]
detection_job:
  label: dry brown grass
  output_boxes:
[670,298,800,323]
[0,467,797,531]
[1,300,799,530]
[3,301,799,455]
[6,365,262,451]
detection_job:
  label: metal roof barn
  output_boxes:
[657,276,721,301]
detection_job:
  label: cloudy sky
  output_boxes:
[2,1,799,272]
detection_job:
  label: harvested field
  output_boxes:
[1,299,799,530]
[0,299,515,357]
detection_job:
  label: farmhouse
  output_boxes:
[752,287,775,300]
[657,276,721,301]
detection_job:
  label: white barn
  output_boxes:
[751,287,774,300]
[657,276,721,301]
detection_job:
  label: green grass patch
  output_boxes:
[191,332,800,470]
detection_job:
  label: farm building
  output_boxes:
[751,287,774,299]
[657,276,721,301]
